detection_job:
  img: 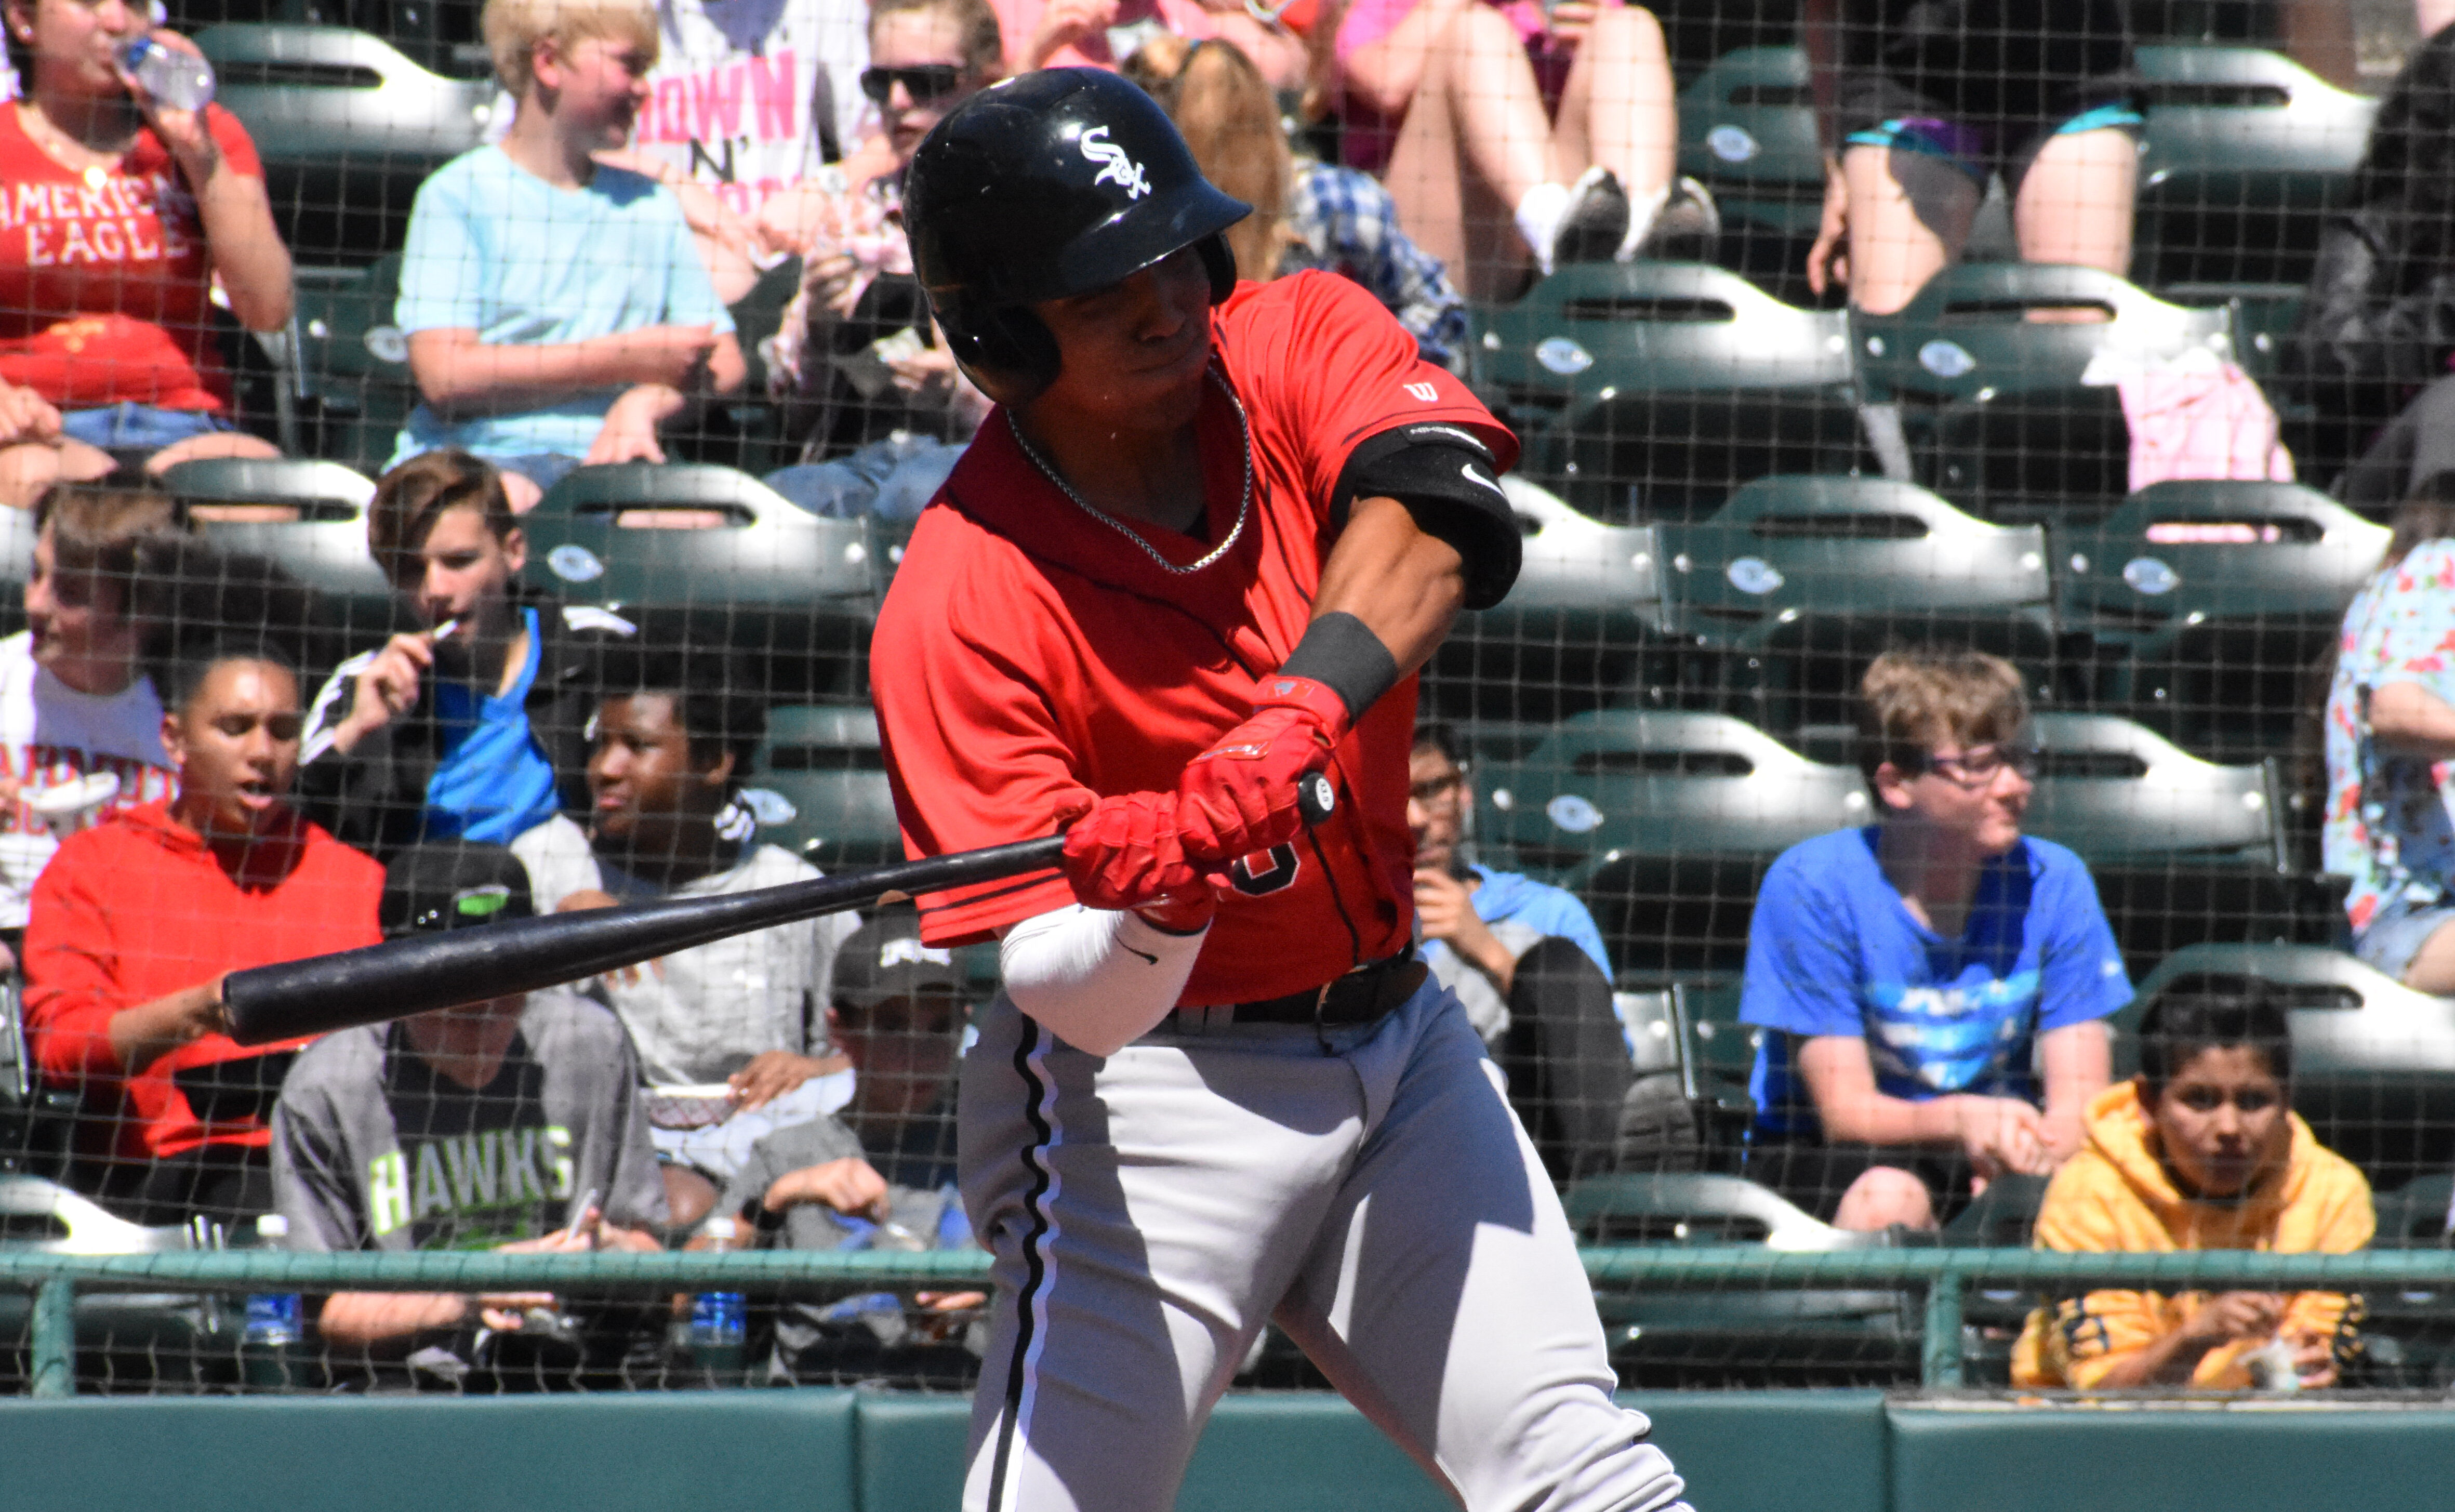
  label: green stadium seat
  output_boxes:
[2058,481,2387,760]
[196,24,496,264]
[1477,262,1864,523]
[2121,943,2455,1189]
[160,456,396,645]
[1651,474,2056,733]
[2131,45,2376,294]
[1474,709,1866,974]
[2020,711,2283,869]
[1670,45,1825,296]
[745,705,902,871]
[292,253,418,474]
[524,464,882,702]
[1562,1172,1923,1387]
[1851,263,2236,522]
[1429,475,1664,725]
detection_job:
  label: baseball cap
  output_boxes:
[380,843,537,939]
[830,907,961,1012]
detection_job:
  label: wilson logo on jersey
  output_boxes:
[1079,126,1151,200]
[1228,844,1301,896]
[1404,381,1440,401]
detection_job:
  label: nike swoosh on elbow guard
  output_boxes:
[1462,462,1507,497]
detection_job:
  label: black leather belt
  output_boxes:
[1220,953,1428,1027]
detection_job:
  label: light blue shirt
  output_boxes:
[390,147,733,465]
[1418,865,1612,981]
[1739,827,2132,1141]
[423,607,562,844]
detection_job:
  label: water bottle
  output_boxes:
[241,1214,301,1346]
[117,36,215,112]
[686,1217,747,1379]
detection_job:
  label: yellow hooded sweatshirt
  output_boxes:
[2010,1080,2374,1389]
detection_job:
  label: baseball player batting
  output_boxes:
[879,70,1690,1512]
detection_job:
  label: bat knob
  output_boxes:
[1296,771,1336,828]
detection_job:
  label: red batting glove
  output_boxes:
[1175,675,1349,864]
[1059,790,1218,931]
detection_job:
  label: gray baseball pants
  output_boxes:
[957,974,1691,1512]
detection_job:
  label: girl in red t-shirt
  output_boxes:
[0,0,291,507]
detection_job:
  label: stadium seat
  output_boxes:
[1563,1172,1923,1388]
[1429,475,1664,724]
[1850,263,2236,523]
[2120,943,2455,1189]
[0,1176,220,1391]
[1474,709,1868,973]
[744,704,903,871]
[162,457,396,645]
[1651,474,2056,733]
[292,253,419,475]
[525,464,882,702]
[1669,46,1825,296]
[196,23,497,264]
[2020,711,2285,869]
[2058,480,2387,761]
[2131,45,2376,295]
[1478,262,1865,523]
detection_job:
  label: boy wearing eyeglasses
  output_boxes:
[1738,648,2131,1231]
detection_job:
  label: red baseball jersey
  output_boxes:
[872,270,1517,1006]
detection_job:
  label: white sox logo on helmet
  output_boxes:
[1079,126,1151,199]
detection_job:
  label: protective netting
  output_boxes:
[0,0,2450,1398]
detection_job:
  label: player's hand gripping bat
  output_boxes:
[221,774,1338,1046]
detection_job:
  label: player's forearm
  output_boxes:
[1001,904,1207,1057]
[1312,494,1466,680]
[316,1290,470,1347]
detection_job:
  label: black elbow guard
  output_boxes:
[1333,425,1522,611]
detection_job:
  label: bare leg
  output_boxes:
[2013,127,2138,278]
[1384,3,1567,300]
[0,438,114,509]
[2398,918,2455,996]
[1830,1165,1938,1232]
[1551,5,1676,208]
[143,430,283,472]
[1842,144,1977,314]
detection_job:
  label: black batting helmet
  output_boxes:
[904,67,1251,405]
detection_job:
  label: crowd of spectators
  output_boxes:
[0,0,2448,1397]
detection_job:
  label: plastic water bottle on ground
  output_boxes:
[117,36,215,112]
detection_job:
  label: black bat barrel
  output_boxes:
[222,835,1067,1046]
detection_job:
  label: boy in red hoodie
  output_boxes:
[25,645,382,1224]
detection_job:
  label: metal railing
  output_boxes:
[11,1246,2455,1396]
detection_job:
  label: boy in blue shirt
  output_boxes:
[1740,650,2130,1230]
[391,0,746,508]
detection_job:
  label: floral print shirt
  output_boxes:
[2324,540,2455,934]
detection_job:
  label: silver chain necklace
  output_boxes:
[1006,366,1253,576]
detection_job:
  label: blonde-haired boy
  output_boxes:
[389,0,746,507]
[1737,648,2130,1232]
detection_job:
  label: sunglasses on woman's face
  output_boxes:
[860,64,964,104]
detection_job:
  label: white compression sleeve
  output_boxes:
[998,904,1209,1057]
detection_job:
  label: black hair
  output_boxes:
[2136,975,2293,1102]
[594,643,764,778]
[2352,22,2455,276]
[158,640,303,718]
[1411,720,1466,768]
[130,538,328,704]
